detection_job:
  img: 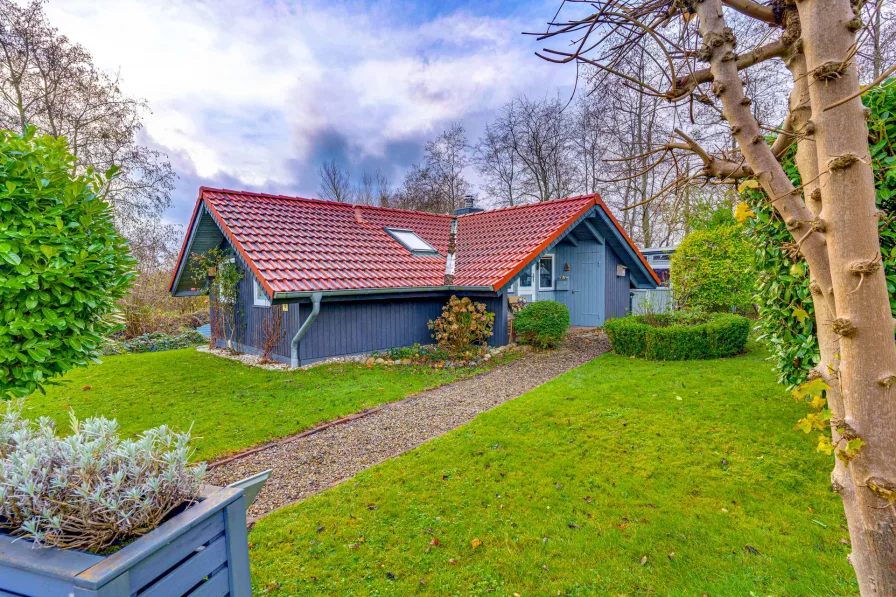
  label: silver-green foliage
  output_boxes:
[0,402,206,552]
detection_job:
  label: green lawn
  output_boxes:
[24,348,510,462]
[250,345,857,596]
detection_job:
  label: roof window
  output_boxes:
[385,228,439,255]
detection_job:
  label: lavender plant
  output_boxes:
[0,402,206,552]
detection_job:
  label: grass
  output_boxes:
[249,344,857,596]
[24,348,514,462]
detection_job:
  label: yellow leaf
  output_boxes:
[737,179,760,193]
[793,307,809,324]
[817,435,833,455]
[809,394,826,410]
[792,378,830,401]
[734,201,756,223]
[471,538,483,549]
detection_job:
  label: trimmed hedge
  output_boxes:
[604,312,750,360]
[514,301,570,348]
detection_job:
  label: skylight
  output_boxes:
[385,228,439,254]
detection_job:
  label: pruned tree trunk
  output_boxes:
[534,0,896,585]
[692,0,896,591]
[795,1,896,592]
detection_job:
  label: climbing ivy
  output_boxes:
[189,248,244,350]
[743,78,896,390]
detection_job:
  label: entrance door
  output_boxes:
[571,241,603,326]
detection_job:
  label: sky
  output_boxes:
[44,0,578,228]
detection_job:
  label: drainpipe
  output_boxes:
[290,292,322,368]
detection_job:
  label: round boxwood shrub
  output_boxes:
[603,312,750,360]
[514,300,570,348]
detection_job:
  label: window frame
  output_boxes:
[537,254,555,291]
[517,265,535,292]
[253,279,271,307]
[384,227,439,255]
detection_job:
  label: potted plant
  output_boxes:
[0,405,251,597]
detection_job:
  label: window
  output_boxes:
[254,279,271,307]
[384,228,438,254]
[518,266,534,289]
[538,255,554,290]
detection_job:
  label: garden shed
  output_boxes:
[169,188,659,366]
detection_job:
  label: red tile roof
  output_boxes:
[171,188,659,297]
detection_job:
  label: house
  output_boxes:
[630,246,676,314]
[639,246,676,286]
[169,188,660,366]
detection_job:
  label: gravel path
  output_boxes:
[206,332,610,520]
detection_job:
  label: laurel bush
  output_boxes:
[743,79,896,388]
[0,128,134,399]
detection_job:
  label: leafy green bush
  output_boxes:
[604,312,750,360]
[0,128,134,399]
[514,300,570,348]
[101,330,206,356]
[743,78,896,388]
[428,296,495,357]
[670,223,756,313]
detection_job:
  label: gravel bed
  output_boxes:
[206,332,610,520]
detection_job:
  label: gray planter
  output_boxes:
[0,486,251,597]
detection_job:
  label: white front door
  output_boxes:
[516,265,536,303]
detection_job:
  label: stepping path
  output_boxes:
[206,333,610,520]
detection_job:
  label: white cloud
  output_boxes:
[43,0,574,222]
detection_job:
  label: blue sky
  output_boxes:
[45,0,578,227]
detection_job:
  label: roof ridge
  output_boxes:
[199,187,454,219]
[456,193,598,217]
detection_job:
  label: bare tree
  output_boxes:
[424,122,470,212]
[0,0,175,250]
[392,124,471,213]
[858,0,896,81]
[474,119,523,207]
[317,158,353,203]
[392,163,443,212]
[534,0,896,590]
[352,169,393,206]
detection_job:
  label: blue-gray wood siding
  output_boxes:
[605,244,632,319]
[217,249,509,366]
[0,488,250,597]
[524,239,605,326]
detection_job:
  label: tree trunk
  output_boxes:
[796,0,896,592]
[694,0,896,591]
[788,48,876,587]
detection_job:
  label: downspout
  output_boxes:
[290,292,322,368]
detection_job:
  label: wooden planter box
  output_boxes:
[0,487,251,597]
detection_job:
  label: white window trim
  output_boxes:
[384,227,439,254]
[517,266,535,291]
[253,279,271,307]
[537,254,555,291]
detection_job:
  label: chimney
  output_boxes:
[444,217,457,286]
[454,194,484,216]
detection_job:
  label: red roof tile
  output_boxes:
[170,188,658,297]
